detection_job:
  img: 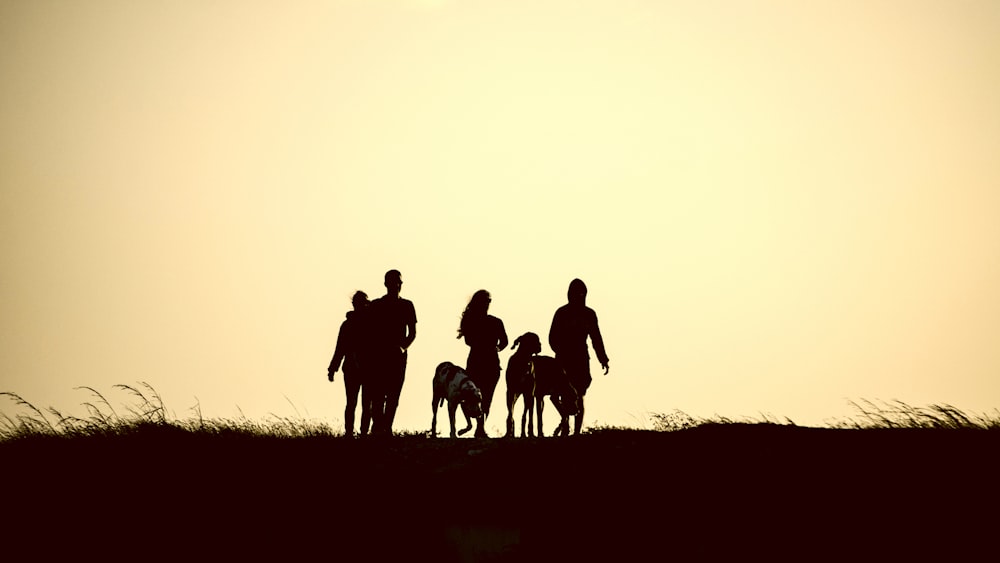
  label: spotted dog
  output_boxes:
[504,332,579,438]
[431,361,486,438]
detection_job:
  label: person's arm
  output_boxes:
[549,308,565,356]
[402,321,416,351]
[589,309,610,374]
[328,321,349,380]
[401,301,417,351]
[497,318,509,352]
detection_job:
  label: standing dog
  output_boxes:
[530,355,579,437]
[431,362,486,438]
[504,332,579,438]
[504,333,537,438]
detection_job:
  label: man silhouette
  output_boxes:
[368,270,417,436]
[549,278,610,435]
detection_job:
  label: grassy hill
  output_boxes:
[3,419,997,561]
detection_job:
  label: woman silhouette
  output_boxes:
[457,289,508,435]
[328,290,373,437]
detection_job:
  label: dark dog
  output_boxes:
[504,332,578,438]
[431,361,486,438]
[504,333,537,438]
[530,355,579,437]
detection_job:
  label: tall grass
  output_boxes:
[644,401,1000,432]
[832,399,1000,430]
[2,383,998,442]
[0,382,337,442]
[645,409,795,431]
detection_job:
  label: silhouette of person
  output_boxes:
[549,278,610,435]
[328,290,373,438]
[367,270,417,436]
[457,289,508,436]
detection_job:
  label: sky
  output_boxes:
[2,0,999,435]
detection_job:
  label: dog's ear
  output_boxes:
[512,335,522,351]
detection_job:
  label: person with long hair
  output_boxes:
[457,289,508,436]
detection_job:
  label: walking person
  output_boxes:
[457,289,508,437]
[549,278,610,435]
[368,270,417,436]
[328,290,373,438]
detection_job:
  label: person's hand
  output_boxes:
[601,361,610,375]
[328,369,336,382]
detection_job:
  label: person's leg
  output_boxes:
[572,373,592,435]
[343,369,361,437]
[560,355,591,435]
[552,394,572,437]
[367,357,387,436]
[466,352,499,422]
[474,371,498,439]
[382,351,406,434]
[359,378,372,436]
[481,370,500,422]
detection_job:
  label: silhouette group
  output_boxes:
[328,270,609,438]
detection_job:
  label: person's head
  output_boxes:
[384,269,402,297]
[568,278,587,305]
[351,290,369,311]
[468,289,491,315]
[458,289,491,338]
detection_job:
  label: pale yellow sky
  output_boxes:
[2,0,999,433]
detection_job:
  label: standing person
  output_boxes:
[548,278,610,435]
[457,289,508,437]
[328,291,372,438]
[368,269,417,436]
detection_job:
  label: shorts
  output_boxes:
[559,356,592,396]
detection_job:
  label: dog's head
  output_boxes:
[511,332,542,356]
[458,379,484,418]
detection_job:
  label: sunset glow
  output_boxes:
[2,0,998,434]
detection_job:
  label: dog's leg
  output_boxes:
[550,394,565,416]
[574,398,584,435]
[457,404,473,436]
[551,395,569,437]
[521,393,535,438]
[504,389,515,439]
[536,395,545,437]
[525,391,534,438]
[552,409,564,437]
[431,395,440,437]
[519,393,528,437]
[447,400,459,439]
[474,414,486,438]
[555,414,569,437]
